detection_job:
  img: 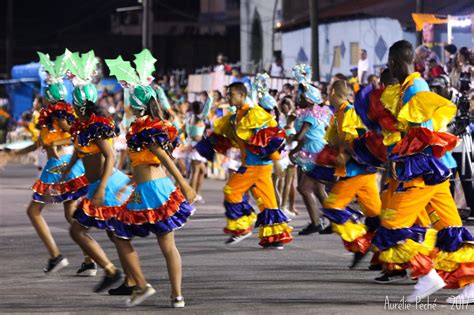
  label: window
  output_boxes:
[333,46,341,68]
[350,42,359,65]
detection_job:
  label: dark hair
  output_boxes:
[389,40,414,64]
[199,91,208,98]
[213,90,223,100]
[191,101,203,115]
[231,66,241,73]
[283,83,294,91]
[444,44,457,55]
[380,69,398,86]
[228,82,247,95]
[83,100,108,117]
[333,73,347,81]
[459,47,472,65]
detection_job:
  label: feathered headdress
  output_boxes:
[37,51,69,102]
[292,64,322,104]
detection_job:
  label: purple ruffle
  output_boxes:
[365,216,380,232]
[354,84,381,133]
[372,225,427,251]
[323,207,363,225]
[255,208,290,227]
[112,202,195,239]
[32,186,88,204]
[127,127,177,152]
[224,194,254,220]
[254,137,285,157]
[50,110,75,126]
[436,227,474,252]
[196,138,215,161]
[73,208,115,231]
[306,165,336,182]
[392,153,451,185]
[352,137,385,167]
[77,122,116,147]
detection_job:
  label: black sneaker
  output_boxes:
[349,252,367,269]
[375,270,408,283]
[76,262,98,277]
[262,242,284,250]
[298,223,322,235]
[94,269,122,293]
[43,255,69,273]
[108,282,135,296]
[368,264,383,271]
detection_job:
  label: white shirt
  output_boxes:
[357,58,372,84]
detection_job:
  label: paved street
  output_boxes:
[0,162,473,314]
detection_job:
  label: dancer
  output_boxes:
[289,65,333,235]
[372,40,474,303]
[63,50,131,292]
[12,52,91,275]
[321,79,383,268]
[197,82,293,248]
[106,49,196,307]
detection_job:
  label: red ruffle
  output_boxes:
[212,133,233,155]
[258,230,293,246]
[38,102,74,127]
[70,113,115,136]
[343,232,374,254]
[127,116,177,141]
[357,131,388,162]
[223,226,253,236]
[32,176,88,195]
[315,145,337,166]
[368,88,399,132]
[248,127,285,147]
[117,188,185,224]
[392,127,459,158]
[438,263,474,289]
[410,253,434,278]
[80,198,121,221]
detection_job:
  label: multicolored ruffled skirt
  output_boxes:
[113,176,195,239]
[73,170,132,231]
[32,154,88,203]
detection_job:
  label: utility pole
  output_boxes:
[142,0,153,50]
[309,0,319,81]
[416,0,424,46]
[6,0,13,77]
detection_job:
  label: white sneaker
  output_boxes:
[406,269,445,303]
[196,195,205,204]
[125,283,156,307]
[282,208,296,218]
[224,232,252,245]
[446,283,474,304]
[171,296,185,308]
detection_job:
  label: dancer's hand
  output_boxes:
[182,186,197,204]
[91,188,105,207]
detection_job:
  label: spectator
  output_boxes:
[269,56,285,77]
[444,44,457,74]
[357,49,373,84]
[230,67,252,92]
[428,58,446,80]
[0,102,10,144]
[213,53,226,72]
[348,67,360,93]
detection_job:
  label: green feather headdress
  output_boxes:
[64,49,99,107]
[37,51,70,102]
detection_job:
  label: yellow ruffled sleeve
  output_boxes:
[213,114,234,139]
[325,119,338,146]
[380,84,401,117]
[398,91,456,132]
[341,108,365,141]
[236,105,276,141]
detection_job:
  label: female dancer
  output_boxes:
[105,49,196,307]
[289,65,333,235]
[13,52,92,275]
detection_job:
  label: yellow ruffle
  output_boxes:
[236,106,277,141]
[379,228,437,264]
[226,212,257,231]
[398,91,456,132]
[324,119,338,146]
[435,244,474,272]
[380,84,402,117]
[332,221,367,242]
[213,114,234,139]
[258,222,293,238]
[341,108,366,141]
[382,129,401,146]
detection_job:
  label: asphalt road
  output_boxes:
[0,162,473,314]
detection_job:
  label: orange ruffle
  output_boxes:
[223,226,253,236]
[438,263,474,289]
[70,113,114,136]
[343,232,374,254]
[259,230,293,246]
[117,188,185,225]
[32,176,88,195]
[410,253,434,278]
[80,198,121,221]
[392,127,459,158]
